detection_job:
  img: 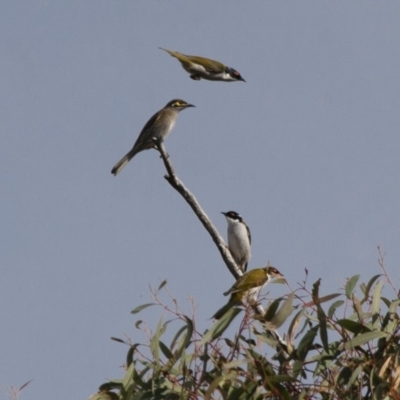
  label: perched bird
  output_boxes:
[212,266,284,319]
[222,211,251,273]
[159,47,245,82]
[111,99,194,176]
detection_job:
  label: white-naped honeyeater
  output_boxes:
[111,99,194,176]
[222,211,251,273]
[159,47,245,82]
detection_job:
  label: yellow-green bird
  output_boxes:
[159,47,245,82]
[212,266,284,319]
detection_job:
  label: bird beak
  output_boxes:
[239,76,246,82]
[221,212,227,216]
[185,104,195,108]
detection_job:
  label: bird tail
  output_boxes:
[159,47,192,66]
[159,47,180,58]
[211,294,242,320]
[111,149,137,176]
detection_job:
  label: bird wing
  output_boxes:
[246,224,252,245]
[225,270,267,296]
[131,111,163,152]
[159,47,225,73]
[183,55,225,73]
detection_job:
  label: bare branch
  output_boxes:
[154,138,242,280]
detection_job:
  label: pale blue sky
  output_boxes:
[1,2,400,399]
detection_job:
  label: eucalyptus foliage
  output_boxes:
[90,273,400,400]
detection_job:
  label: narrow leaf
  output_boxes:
[312,279,321,298]
[360,274,383,302]
[304,293,341,308]
[163,317,194,371]
[171,315,194,349]
[297,326,318,361]
[328,300,344,318]
[159,340,173,359]
[131,303,156,314]
[267,293,294,329]
[337,319,371,334]
[345,275,360,299]
[287,308,306,345]
[110,337,125,344]
[201,308,241,344]
[121,362,135,392]
[18,380,32,392]
[134,320,143,329]
[348,364,363,387]
[253,330,281,348]
[343,331,387,349]
[150,317,164,368]
[157,279,167,291]
[263,297,282,322]
[372,280,383,314]
[316,302,329,354]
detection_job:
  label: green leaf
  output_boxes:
[263,297,282,322]
[159,340,173,359]
[316,302,329,354]
[98,382,122,392]
[253,330,281,348]
[170,318,193,353]
[381,296,391,308]
[347,364,363,387]
[201,308,241,344]
[157,279,167,291]
[121,362,135,398]
[343,330,387,349]
[287,308,307,346]
[134,320,143,329]
[126,344,139,367]
[88,392,119,400]
[372,280,383,314]
[292,360,306,379]
[110,337,125,344]
[312,278,321,298]
[150,317,164,369]
[205,376,225,399]
[163,317,193,372]
[328,300,344,318]
[337,319,371,334]
[345,275,360,299]
[222,359,248,370]
[389,298,400,313]
[311,283,329,354]
[317,293,341,304]
[336,366,352,386]
[304,293,341,308]
[360,274,381,302]
[131,303,156,314]
[266,293,295,330]
[297,326,318,361]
